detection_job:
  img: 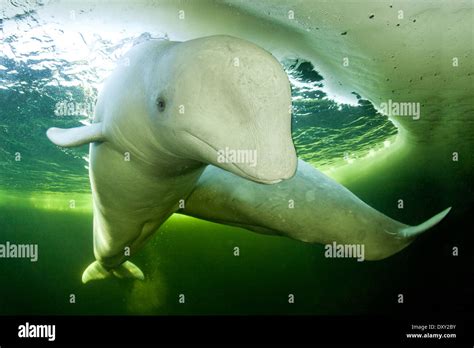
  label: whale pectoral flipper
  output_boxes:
[46,122,105,148]
[81,260,144,284]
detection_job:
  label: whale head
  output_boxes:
[149,36,297,184]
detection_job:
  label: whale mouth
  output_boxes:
[226,163,283,184]
[183,131,287,184]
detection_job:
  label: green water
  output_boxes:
[1,194,470,315]
[0,199,414,315]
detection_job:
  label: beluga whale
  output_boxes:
[46,35,451,283]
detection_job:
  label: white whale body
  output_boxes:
[47,35,297,282]
[181,159,451,261]
[47,35,450,283]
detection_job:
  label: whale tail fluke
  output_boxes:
[111,261,145,280]
[399,207,452,239]
[82,260,145,284]
[81,260,110,283]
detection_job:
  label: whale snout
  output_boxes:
[158,35,298,184]
[225,144,297,184]
[183,131,297,184]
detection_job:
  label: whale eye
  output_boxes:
[156,97,166,112]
